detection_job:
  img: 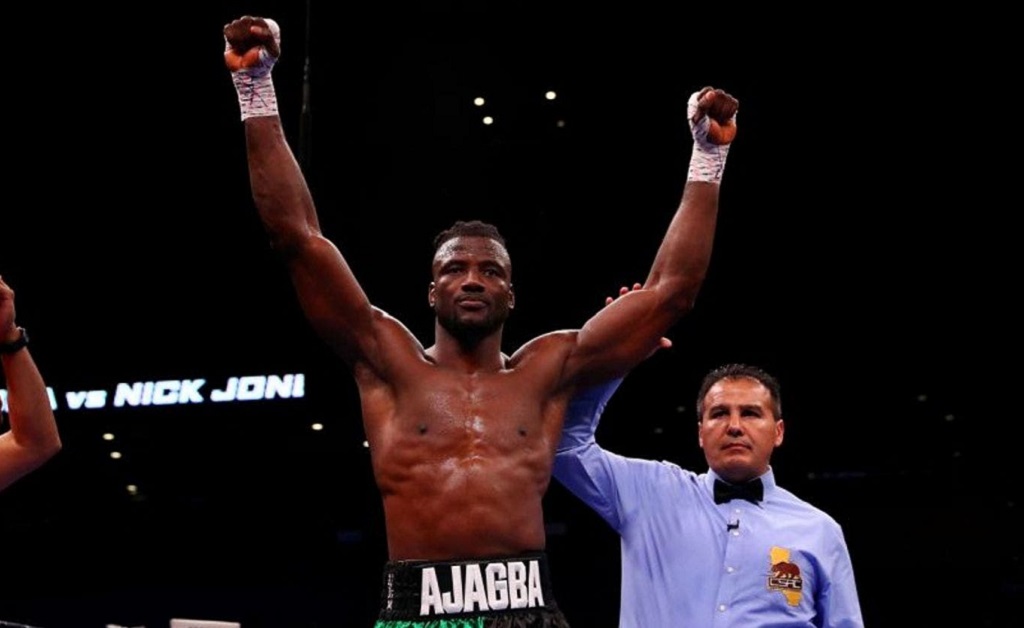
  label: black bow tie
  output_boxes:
[713,478,764,504]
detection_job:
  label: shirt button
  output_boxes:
[726,566,735,573]
[731,530,740,537]
[718,604,727,612]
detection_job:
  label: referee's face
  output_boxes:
[698,377,784,484]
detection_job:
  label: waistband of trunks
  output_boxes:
[377,551,558,620]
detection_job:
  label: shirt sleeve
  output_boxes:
[557,377,623,452]
[818,522,865,628]
[552,377,634,532]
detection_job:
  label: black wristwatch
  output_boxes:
[0,327,29,354]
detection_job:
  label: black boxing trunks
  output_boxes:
[373,552,571,627]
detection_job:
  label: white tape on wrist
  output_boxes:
[686,91,733,183]
[232,70,278,120]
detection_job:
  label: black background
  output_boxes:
[1,2,1015,626]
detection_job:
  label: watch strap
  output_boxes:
[0,327,29,354]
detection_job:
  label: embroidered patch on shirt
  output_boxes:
[767,546,803,606]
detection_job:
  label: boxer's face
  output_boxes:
[430,236,514,336]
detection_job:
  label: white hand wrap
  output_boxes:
[687,90,734,183]
[227,19,281,120]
